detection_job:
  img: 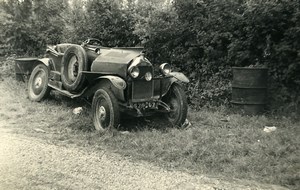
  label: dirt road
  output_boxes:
[0,81,288,190]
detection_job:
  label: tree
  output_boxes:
[0,0,66,55]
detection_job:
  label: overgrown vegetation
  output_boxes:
[1,75,299,189]
[0,1,299,188]
[0,0,299,112]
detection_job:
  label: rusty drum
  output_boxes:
[231,67,268,115]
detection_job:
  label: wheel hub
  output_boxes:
[68,55,79,81]
[169,98,179,118]
[99,106,106,121]
[72,62,78,77]
[34,77,42,88]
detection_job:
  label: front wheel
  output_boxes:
[163,83,188,127]
[28,64,51,102]
[92,88,120,132]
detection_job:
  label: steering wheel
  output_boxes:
[83,38,102,46]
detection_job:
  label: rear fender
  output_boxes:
[84,76,126,101]
[36,58,50,67]
[37,58,59,72]
[15,58,50,74]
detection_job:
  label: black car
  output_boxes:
[27,38,189,131]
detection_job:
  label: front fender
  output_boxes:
[159,72,189,97]
[84,75,126,102]
[97,76,126,90]
[168,72,189,83]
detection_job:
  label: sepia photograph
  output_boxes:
[0,0,299,189]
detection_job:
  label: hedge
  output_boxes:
[1,0,299,113]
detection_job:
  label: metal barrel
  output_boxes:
[14,58,39,82]
[231,67,268,115]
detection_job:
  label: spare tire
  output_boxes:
[61,45,88,92]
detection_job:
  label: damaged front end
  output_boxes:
[121,54,189,120]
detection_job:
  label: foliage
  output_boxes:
[63,0,139,47]
[226,0,300,111]
[85,0,140,47]
[61,0,88,44]
[0,0,299,111]
[136,0,246,107]
[136,0,300,111]
[0,0,66,55]
[0,57,15,79]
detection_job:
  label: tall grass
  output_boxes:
[1,64,299,189]
[102,111,299,189]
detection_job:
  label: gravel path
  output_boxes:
[0,127,288,190]
[0,81,288,190]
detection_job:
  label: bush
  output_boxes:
[0,0,298,112]
[0,56,15,79]
[66,0,139,47]
[0,0,66,55]
[136,0,300,112]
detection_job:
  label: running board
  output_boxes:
[48,81,87,98]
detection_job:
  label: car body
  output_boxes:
[27,38,189,131]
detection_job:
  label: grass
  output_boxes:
[1,60,299,189]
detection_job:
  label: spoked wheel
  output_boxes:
[28,64,51,102]
[61,45,88,92]
[163,83,188,127]
[92,88,120,132]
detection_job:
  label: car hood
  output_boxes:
[91,47,143,78]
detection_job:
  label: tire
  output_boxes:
[61,45,88,92]
[28,64,51,102]
[163,83,188,127]
[92,88,120,132]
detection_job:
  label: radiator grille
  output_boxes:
[132,80,153,101]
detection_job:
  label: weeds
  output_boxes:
[1,76,299,190]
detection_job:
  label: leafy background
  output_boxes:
[0,0,299,114]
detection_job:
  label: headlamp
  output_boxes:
[145,72,152,81]
[129,66,140,78]
[159,63,171,75]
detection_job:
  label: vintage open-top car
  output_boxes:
[27,38,189,131]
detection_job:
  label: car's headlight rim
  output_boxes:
[129,66,140,78]
[159,63,171,75]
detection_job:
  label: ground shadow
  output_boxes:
[47,91,173,133]
[119,113,172,132]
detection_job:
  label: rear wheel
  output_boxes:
[61,45,88,92]
[163,83,188,127]
[28,64,51,102]
[92,88,120,132]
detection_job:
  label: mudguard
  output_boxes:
[97,76,126,90]
[158,72,189,97]
[36,58,51,67]
[14,57,51,76]
[84,75,126,102]
[168,72,190,83]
